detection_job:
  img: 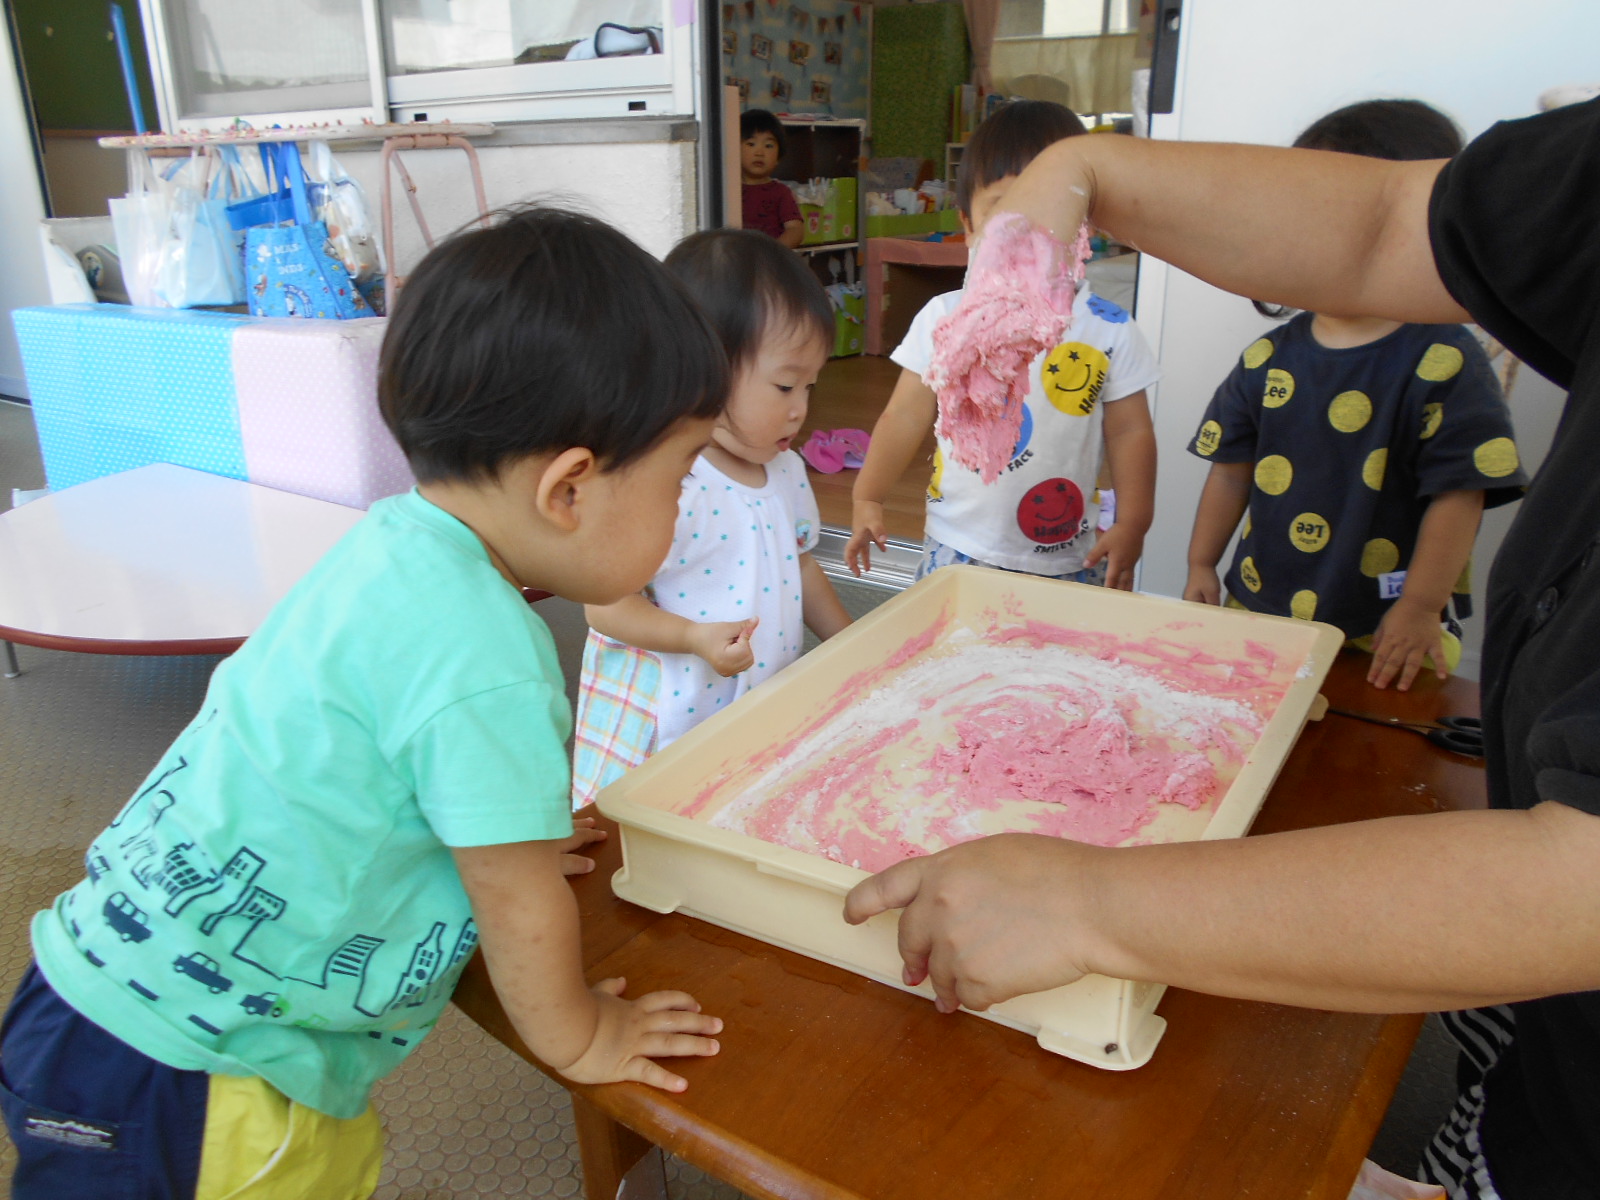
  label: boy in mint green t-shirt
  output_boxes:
[3,207,728,1199]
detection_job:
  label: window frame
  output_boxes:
[136,0,696,132]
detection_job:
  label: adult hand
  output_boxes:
[843,833,1096,1013]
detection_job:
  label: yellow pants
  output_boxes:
[196,1075,382,1200]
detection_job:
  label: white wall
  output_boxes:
[1135,0,1600,676]
[332,138,698,278]
[0,20,52,398]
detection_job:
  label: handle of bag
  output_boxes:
[276,140,359,312]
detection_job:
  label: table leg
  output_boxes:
[571,1092,667,1200]
[3,641,19,679]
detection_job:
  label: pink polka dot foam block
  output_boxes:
[232,318,415,510]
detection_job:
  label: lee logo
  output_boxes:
[1289,513,1330,553]
[1263,368,1295,409]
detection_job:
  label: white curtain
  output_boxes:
[992,33,1136,114]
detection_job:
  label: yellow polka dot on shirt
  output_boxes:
[1290,590,1318,620]
[1417,343,1464,382]
[1242,337,1274,369]
[1420,402,1443,439]
[1195,419,1222,457]
[1239,556,1262,592]
[1255,455,1293,495]
[1361,538,1400,577]
[1328,390,1372,433]
[1473,437,1520,478]
[1362,448,1387,491]
[1289,513,1330,553]
[1263,368,1295,408]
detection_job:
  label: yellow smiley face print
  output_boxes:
[1041,342,1110,417]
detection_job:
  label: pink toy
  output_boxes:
[800,427,871,473]
[927,213,1093,484]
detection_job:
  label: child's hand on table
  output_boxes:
[559,977,723,1092]
[845,500,888,576]
[557,818,607,876]
[1367,597,1450,691]
[1085,524,1143,591]
[689,617,759,677]
[1183,565,1222,606]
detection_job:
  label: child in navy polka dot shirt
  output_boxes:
[1185,100,1526,692]
[572,230,853,806]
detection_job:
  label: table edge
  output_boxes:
[0,623,244,657]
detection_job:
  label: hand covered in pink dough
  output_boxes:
[927,214,1093,484]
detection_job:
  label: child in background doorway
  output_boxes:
[573,229,852,807]
[845,100,1160,589]
[0,208,726,1200]
[740,109,804,247]
[1183,99,1527,691]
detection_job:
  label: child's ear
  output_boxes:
[533,447,598,532]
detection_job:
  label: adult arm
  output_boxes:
[1368,488,1485,690]
[999,137,1469,325]
[844,802,1600,1015]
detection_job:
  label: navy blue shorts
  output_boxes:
[0,962,209,1200]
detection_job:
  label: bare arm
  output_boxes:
[779,220,805,249]
[1368,488,1485,690]
[454,840,721,1090]
[800,552,852,640]
[1085,390,1155,590]
[1183,462,1254,604]
[846,368,938,575]
[845,801,1600,1015]
[586,593,756,677]
[1000,137,1470,325]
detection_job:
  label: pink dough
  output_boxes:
[689,613,1298,875]
[927,214,1093,483]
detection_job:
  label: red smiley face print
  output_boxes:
[1017,477,1085,544]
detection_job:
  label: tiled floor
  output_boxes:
[0,397,1457,1194]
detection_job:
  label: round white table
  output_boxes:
[0,464,366,670]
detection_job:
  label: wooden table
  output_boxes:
[0,464,364,665]
[454,651,1484,1200]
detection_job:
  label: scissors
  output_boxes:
[1326,708,1484,758]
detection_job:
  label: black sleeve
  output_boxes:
[1410,329,1529,508]
[1527,669,1600,817]
[1186,351,1260,465]
[1428,98,1600,390]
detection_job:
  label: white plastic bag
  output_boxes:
[108,149,169,307]
[154,151,245,308]
[308,141,384,288]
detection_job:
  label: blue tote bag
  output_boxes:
[243,143,372,320]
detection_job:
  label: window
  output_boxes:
[137,0,693,131]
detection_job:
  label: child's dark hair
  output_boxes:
[1256,99,1463,318]
[664,229,833,374]
[956,99,1086,216]
[1293,98,1463,161]
[379,206,727,482]
[739,108,787,157]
